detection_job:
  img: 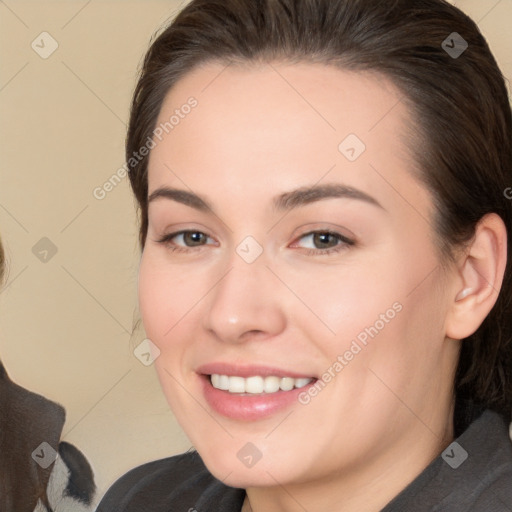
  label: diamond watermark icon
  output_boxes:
[237,442,263,468]
[338,134,366,162]
[442,441,468,469]
[31,32,59,59]
[236,236,263,264]
[134,338,161,366]
[32,237,58,263]
[32,442,58,469]
[442,32,468,59]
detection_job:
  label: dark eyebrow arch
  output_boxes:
[274,183,384,212]
[148,187,212,212]
[147,183,384,213]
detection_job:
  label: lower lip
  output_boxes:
[200,374,317,421]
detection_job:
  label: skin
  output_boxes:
[137,61,507,511]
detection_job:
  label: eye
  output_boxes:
[155,230,215,253]
[154,229,355,256]
[292,230,355,256]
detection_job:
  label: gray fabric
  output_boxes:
[96,409,512,511]
[381,409,512,511]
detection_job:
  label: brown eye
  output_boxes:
[294,230,355,253]
[181,231,208,246]
[155,230,214,252]
[311,232,342,249]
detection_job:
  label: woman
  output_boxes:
[97,0,512,510]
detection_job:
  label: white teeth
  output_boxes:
[294,378,312,388]
[210,374,314,394]
[229,376,245,393]
[263,376,280,393]
[245,376,264,393]
[218,374,229,390]
[280,377,295,391]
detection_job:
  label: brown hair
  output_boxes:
[125,0,512,421]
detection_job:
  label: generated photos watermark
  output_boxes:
[298,301,403,405]
[93,96,198,200]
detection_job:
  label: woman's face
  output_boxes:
[138,61,460,488]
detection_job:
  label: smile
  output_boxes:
[210,374,313,394]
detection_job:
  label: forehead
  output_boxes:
[152,60,409,151]
[147,60,430,218]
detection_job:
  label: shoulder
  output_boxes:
[434,409,512,510]
[465,410,512,510]
[95,450,244,512]
[383,409,512,511]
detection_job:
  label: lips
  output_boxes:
[196,362,318,421]
[196,362,316,380]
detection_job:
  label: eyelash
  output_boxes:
[154,229,355,256]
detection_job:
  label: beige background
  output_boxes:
[0,0,510,506]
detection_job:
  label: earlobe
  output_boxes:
[446,213,507,340]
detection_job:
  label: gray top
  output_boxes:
[96,408,512,511]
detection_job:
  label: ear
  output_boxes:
[445,213,508,340]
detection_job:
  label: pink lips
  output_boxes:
[196,362,317,421]
[196,362,315,379]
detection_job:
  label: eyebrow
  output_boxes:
[147,183,385,213]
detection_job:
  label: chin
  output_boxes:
[197,444,305,488]
[206,461,282,488]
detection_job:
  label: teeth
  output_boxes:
[295,378,313,388]
[277,377,292,391]
[229,376,245,393]
[245,376,264,394]
[264,376,280,393]
[210,374,314,394]
[218,374,229,390]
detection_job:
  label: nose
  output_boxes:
[201,249,287,344]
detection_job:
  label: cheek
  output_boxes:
[137,253,198,409]
[279,254,402,351]
[137,251,194,350]
[138,257,166,340]
[294,242,443,389]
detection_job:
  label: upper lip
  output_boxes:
[196,362,316,379]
